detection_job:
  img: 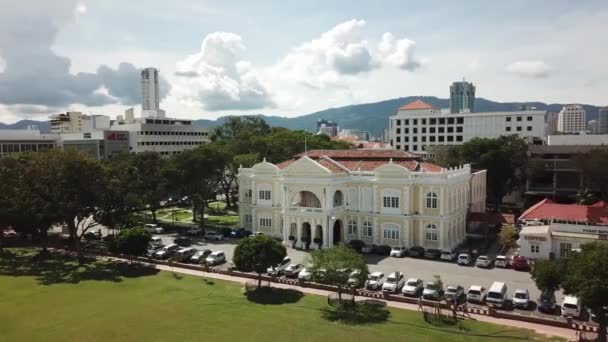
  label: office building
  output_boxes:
[59,130,130,160]
[317,119,338,137]
[546,134,608,146]
[0,128,57,158]
[338,129,370,141]
[141,67,160,113]
[545,111,559,135]
[587,120,598,134]
[598,107,608,134]
[557,104,586,133]
[389,100,545,156]
[238,149,486,250]
[450,80,475,113]
[49,111,84,134]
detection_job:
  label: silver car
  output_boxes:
[402,278,424,297]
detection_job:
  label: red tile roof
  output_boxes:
[518,198,608,225]
[398,99,437,111]
[295,149,418,159]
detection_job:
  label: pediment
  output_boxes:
[281,156,332,176]
[374,162,410,176]
[251,159,280,174]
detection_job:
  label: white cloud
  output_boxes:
[506,60,550,78]
[173,32,274,111]
[378,32,421,71]
[74,2,87,17]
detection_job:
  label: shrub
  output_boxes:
[347,239,365,252]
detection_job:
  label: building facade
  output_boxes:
[557,104,586,133]
[59,130,130,160]
[599,107,608,134]
[238,149,486,250]
[317,119,338,137]
[141,67,160,112]
[450,80,476,113]
[389,100,545,156]
[338,129,371,141]
[0,129,56,158]
[49,111,84,134]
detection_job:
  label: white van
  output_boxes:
[562,296,581,318]
[175,248,196,262]
[144,224,164,234]
[486,282,508,309]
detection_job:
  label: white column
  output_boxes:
[357,216,362,240]
[328,218,334,248]
[296,218,302,248]
[373,217,379,245]
[251,180,257,205]
[440,187,445,216]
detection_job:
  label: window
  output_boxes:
[438,127,445,133]
[447,127,453,133]
[506,127,511,132]
[457,117,464,124]
[456,126,463,133]
[517,116,522,122]
[447,136,454,142]
[426,192,438,208]
[456,135,463,142]
[396,136,401,143]
[527,116,533,121]
[404,137,409,143]
[429,136,436,142]
[245,215,252,225]
[259,218,272,228]
[259,190,271,200]
[516,126,522,131]
[412,145,417,151]
[396,128,401,134]
[363,221,373,237]
[430,118,437,125]
[422,127,426,133]
[421,136,426,142]
[439,118,445,124]
[404,128,409,134]
[527,126,532,131]
[383,196,399,208]
[404,119,409,125]
[413,119,418,125]
[383,225,400,240]
[506,117,512,122]
[422,119,427,125]
[530,244,540,254]
[425,224,438,241]
[245,189,252,198]
[448,118,454,124]
[413,136,417,142]
[430,127,436,133]
[347,220,358,235]
[560,243,572,258]
[396,120,401,125]
[413,128,418,134]
[438,136,445,142]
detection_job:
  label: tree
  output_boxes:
[130,152,169,223]
[498,224,518,250]
[578,148,608,201]
[309,245,369,302]
[530,259,564,293]
[233,235,286,289]
[111,227,151,262]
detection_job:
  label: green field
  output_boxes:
[0,249,562,342]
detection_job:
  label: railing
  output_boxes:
[286,207,323,213]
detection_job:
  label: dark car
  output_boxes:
[174,236,192,247]
[538,290,557,314]
[230,228,252,239]
[511,256,529,271]
[424,248,442,259]
[408,246,425,258]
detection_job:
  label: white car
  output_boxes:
[512,288,530,309]
[382,272,405,293]
[365,272,385,291]
[402,278,424,297]
[205,251,226,265]
[267,256,291,276]
[347,270,362,287]
[440,250,458,261]
[205,231,224,241]
[422,281,443,300]
[475,255,493,268]
[144,224,165,234]
[494,255,508,268]
[390,247,407,258]
[298,267,312,281]
[175,247,196,262]
[467,285,487,304]
[153,243,179,259]
[283,263,304,278]
[457,253,471,266]
[150,236,163,248]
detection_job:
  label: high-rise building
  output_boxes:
[545,111,559,135]
[598,107,608,134]
[316,119,338,137]
[141,67,160,112]
[557,104,586,133]
[450,80,475,113]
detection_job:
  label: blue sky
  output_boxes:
[0,0,607,122]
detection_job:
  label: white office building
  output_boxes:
[141,67,160,113]
[49,112,110,134]
[557,104,586,133]
[0,128,57,158]
[388,100,545,156]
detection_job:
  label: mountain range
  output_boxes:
[1,97,603,137]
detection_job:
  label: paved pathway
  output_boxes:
[130,259,576,341]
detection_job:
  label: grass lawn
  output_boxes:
[0,249,563,342]
[206,215,239,226]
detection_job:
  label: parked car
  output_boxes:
[538,290,557,314]
[457,253,472,266]
[174,236,191,247]
[267,256,292,276]
[144,224,164,234]
[205,251,226,265]
[150,236,163,248]
[512,288,530,309]
[382,272,405,293]
[361,245,373,254]
[444,285,465,302]
[347,270,362,288]
[154,244,180,259]
[475,255,493,268]
[424,248,442,259]
[175,247,196,262]
[511,256,529,271]
[186,228,203,236]
[190,249,212,263]
[298,266,313,281]
[284,263,304,278]
[205,231,224,241]
[2,228,17,238]
[408,246,425,258]
[83,230,102,240]
[494,255,508,268]
[422,280,443,300]
[102,234,115,242]
[561,296,581,319]
[230,228,252,239]
[486,282,508,309]
[440,250,458,262]
[402,278,424,297]
[467,285,487,304]
[365,272,385,291]
[146,245,163,258]
[390,246,407,258]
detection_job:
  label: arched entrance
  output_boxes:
[302,222,312,249]
[315,225,323,247]
[333,219,343,245]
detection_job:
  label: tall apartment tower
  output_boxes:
[141,67,160,112]
[598,107,608,134]
[557,104,586,133]
[450,80,475,113]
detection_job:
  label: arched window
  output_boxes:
[347,220,358,235]
[426,192,438,209]
[333,190,344,207]
[292,191,321,208]
[362,221,373,237]
[425,223,438,241]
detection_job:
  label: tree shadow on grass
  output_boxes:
[245,287,304,305]
[321,300,391,325]
[0,249,159,285]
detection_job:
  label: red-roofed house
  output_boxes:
[238,149,487,250]
[517,198,608,260]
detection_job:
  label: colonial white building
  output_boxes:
[238,149,487,250]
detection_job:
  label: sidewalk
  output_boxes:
[144,261,576,341]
